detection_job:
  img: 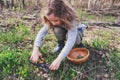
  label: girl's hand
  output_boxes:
[30,47,42,63]
[49,56,62,70]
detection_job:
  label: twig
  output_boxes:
[83,66,101,74]
[71,68,82,74]
[72,66,103,79]
[71,68,89,79]
[59,63,69,80]
[82,21,120,27]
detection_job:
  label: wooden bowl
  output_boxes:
[67,48,89,64]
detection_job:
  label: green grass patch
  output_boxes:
[0,48,31,79]
[76,9,117,22]
[77,9,96,21]
[0,23,31,44]
[103,15,117,22]
[92,38,109,49]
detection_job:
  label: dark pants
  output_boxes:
[52,26,83,47]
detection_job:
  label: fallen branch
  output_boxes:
[82,21,120,27]
[86,9,120,17]
[83,66,102,74]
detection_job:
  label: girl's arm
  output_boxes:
[49,23,77,70]
[34,24,49,47]
[30,24,49,63]
[58,21,78,59]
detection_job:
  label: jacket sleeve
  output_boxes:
[78,23,87,31]
[34,24,49,47]
[58,20,78,59]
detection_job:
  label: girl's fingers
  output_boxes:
[33,58,38,63]
[29,55,37,63]
[53,64,59,70]
[53,65,57,70]
[51,64,56,70]
[55,65,59,70]
[39,53,42,56]
[54,63,60,70]
[30,56,33,61]
[49,63,54,70]
[49,61,60,70]
[49,64,53,69]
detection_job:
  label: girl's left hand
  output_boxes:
[49,57,62,70]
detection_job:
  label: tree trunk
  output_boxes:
[93,0,97,10]
[88,0,92,10]
[36,0,39,6]
[3,0,8,8]
[22,0,25,9]
[71,0,75,7]
[9,0,14,10]
[18,0,25,11]
[0,0,3,12]
[0,3,2,13]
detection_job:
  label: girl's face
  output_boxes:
[46,14,62,26]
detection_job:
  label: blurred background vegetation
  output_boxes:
[0,0,120,80]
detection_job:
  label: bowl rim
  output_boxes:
[67,48,90,61]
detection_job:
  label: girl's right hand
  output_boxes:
[30,47,42,63]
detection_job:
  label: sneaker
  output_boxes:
[52,44,64,53]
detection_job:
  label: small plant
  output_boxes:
[77,55,84,59]
[115,71,120,79]
[92,38,108,49]
[0,23,31,44]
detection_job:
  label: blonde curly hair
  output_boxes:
[42,0,79,30]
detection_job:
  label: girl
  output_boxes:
[30,0,90,70]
